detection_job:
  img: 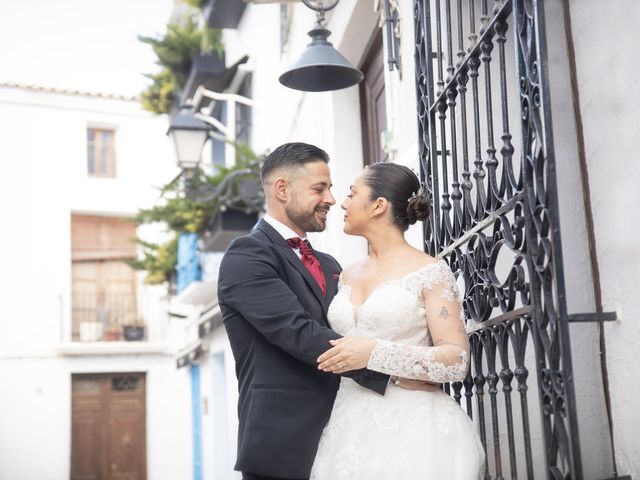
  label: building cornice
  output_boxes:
[0,81,140,102]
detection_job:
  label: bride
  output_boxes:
[310,163,485,479]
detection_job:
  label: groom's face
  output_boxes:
[285,161,335,233]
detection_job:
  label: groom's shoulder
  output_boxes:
[315,249,341,271]
[224,228,272,255]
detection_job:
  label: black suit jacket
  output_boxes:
[218,219,389,479]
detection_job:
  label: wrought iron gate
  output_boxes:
[413,0,582,478]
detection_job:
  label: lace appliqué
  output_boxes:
[368,340,469,383]
[401,260,463,304]
[365,260,470,382]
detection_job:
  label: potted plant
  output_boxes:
[139,17,223,114]
[104,328,122,342]
[122,313,146,342]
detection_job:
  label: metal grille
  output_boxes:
[413,0,582,477]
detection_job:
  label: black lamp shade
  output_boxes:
[279,27,363,92]
[167,110,210,169]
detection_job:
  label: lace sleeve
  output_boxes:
[367,263,470,382]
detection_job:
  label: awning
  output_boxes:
[180,55,249,106]
[176,340,204,369]
[175,305,223,369]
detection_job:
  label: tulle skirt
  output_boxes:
[310,378,485,480]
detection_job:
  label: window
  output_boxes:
[87,128,116,177]
[71,214,138,342]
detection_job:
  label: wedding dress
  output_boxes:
[310,260,485,479]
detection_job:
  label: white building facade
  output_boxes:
[0,83,194,480]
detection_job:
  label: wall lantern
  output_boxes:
[279,0,363,92]
[167,108,210,169]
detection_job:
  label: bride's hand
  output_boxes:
[317,336,376,373]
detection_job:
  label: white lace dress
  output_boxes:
[310,261,485,479]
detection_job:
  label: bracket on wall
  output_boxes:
[567,312,618,323]
[377,0,402,76]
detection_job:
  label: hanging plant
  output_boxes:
[140,68,176,116]
[129,144,264,284]
[138,17,223,114]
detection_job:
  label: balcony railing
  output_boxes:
[72,293,145,342]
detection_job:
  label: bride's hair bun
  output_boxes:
[406,193,431,225]
[363,163,432,231]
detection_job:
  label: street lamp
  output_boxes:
[279,0,363,92]
[167,108,210,169]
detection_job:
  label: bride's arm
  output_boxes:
[317,271,470,383]
[367,279,469,382]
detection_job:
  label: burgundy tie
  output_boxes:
[286,237,327,296]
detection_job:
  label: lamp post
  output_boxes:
[167,108,210,170]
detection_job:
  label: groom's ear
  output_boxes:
[273,177,289,201]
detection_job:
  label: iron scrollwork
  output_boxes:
[413,0,582,477]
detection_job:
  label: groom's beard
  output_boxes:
[285,203,331,233]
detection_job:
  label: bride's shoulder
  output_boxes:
[409,254,457,285]
[410,252,444,272]
[340,260,366,284]
[410,256,461,300]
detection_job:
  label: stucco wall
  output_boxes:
[567,1,640,476]
[541,1,616,477]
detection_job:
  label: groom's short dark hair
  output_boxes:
[261,142,330,184]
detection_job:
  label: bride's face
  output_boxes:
[341,174,373,235]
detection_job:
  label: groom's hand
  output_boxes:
[393,377,441,392]
[317,336,376,373]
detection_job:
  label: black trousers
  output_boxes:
[242,473,307,480]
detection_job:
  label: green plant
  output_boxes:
[137,156,261,233]
[126,237,178,285]
[129,145,264,284]
[181,0,206,8]
[140,68,176,116]
[138,17,223,114]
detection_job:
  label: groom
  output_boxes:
[218,143,390,480]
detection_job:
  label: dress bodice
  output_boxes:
[327,259,470,384]
[328,260,461,344]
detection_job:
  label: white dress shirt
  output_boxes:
[263,215,305,259]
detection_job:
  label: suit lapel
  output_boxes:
[315,252,335,316]
[255,220,327,311]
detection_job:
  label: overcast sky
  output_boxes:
[0,0,175,96]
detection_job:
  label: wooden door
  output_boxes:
[71,373,147,480]
[360,31,388,165]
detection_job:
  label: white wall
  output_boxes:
[540,1,616,477]
[198,328,240,480]
[0,355,192,480]
[566,1,640,476]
